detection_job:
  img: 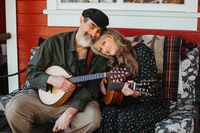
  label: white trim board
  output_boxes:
[45,10,200,31]
[44,0,200,31]
[6,0,19,93]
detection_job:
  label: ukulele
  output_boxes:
[38,66,130,107]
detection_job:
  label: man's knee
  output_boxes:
[85,101,102,131]
[69,101,102,133]
[5,97,25,122]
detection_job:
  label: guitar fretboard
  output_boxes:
[68,72,125,83]
[69,73,106,83]
[66,67,130,83]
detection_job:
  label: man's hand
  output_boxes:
[100,78,107,95]
[53,107,78,132]
[47,75,76,92]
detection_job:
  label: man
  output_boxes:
[5,8,109,133]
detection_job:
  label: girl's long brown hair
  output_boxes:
[92,29,139,75]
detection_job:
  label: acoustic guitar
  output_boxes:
[38,66,130,107]
[103,80,157,105]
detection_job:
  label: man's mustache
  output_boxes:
[84,32,96,43]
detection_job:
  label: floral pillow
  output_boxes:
[178,48,199,104]
[20,46,39,90]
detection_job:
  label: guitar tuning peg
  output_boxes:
[117,75,121,77]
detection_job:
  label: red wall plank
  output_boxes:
[17,14,47,26]
[17,1,46,14]
[18,26,77,38]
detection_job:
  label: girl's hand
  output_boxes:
[100,78,108,95]
[121,81,141,97]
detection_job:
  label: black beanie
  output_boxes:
[82,8,109,30]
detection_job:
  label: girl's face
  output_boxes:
[96,37,118,56]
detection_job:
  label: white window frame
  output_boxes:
[44,0,200,31]
[6,0,19,93]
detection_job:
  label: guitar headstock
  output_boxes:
[133,79,158,96]
[107,67,131,82]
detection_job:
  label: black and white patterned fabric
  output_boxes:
[155,48,199,133]
[179,48,199,104]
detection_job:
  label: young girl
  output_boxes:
[92,29,169,133]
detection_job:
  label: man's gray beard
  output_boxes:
[79,37,92,48]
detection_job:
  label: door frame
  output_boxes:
[6,0,19,93]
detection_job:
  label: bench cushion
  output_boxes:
[155,101,195,133]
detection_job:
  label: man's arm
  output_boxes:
[27,38,54,91]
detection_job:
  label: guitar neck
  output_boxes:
[68,73,107,83]
[107,83,137,90]
[68,68,128,83]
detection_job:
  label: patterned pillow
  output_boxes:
[163,36,182,100]
[20,46,39,90]
[178,48,199,104]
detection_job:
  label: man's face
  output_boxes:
[78,18,102,48]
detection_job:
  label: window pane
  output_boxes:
[162,0,184,4]
[61,0,116,3]
[123,0,184,4]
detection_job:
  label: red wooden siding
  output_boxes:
[17,0,200,87]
